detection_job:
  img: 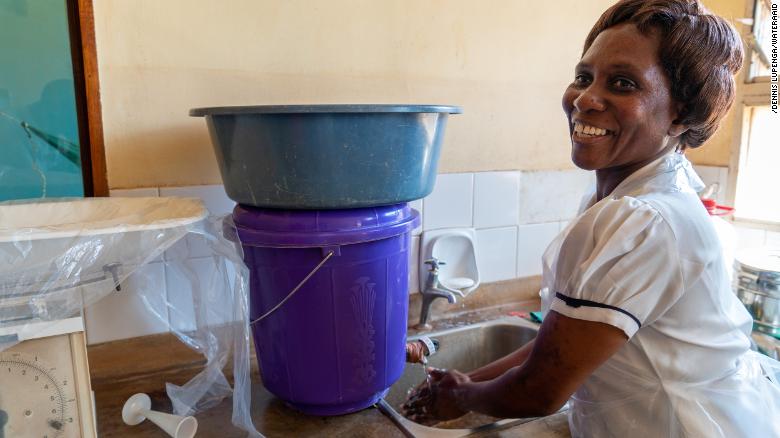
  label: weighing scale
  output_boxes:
[0,197,206,438]
[0,317,94,438]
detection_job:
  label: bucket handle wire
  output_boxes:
[250,250,335,325]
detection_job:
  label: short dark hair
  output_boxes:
[584,0,744,150]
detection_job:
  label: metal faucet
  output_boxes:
[416,258,460,329]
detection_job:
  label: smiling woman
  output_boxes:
[562,23,682,192]
[403,1,780,436]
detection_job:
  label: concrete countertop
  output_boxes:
[91,333,407,437]
[91,287,570,436]
[96,377,405,437]
[95,373,570,437]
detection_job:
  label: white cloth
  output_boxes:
[540,152,780,437]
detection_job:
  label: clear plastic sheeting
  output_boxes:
[0,197,260,437]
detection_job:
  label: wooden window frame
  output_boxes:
[726,0,779,231]
[67,0,108,197]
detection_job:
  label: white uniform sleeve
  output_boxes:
[549,196,683,338]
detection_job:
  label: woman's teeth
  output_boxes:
[573,122,610,137]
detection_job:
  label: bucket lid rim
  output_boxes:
[230,204,420,247]
[233,212,419,247]
[190,104,463,116]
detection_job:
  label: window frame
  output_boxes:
[746,0,774,81]
[727,0,778,231]
[67,0,108,197]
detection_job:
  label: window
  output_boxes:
[733,106,777,222]
[746,0,774,81]
[730,0,778,226]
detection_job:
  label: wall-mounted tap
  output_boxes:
[416,258,459,329]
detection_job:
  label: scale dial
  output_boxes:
[0,336,82,438]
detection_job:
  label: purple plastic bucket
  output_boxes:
[233,203,419,415]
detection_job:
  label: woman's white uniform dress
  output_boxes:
[540,152,780,437]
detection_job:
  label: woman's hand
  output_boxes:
[403,312,628,422]
[402,368,472,424]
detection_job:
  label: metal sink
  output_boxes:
[378,317,542,437]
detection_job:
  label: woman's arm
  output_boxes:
[405,310,627,421]
[467,339,536,382]
[462,311,627,417]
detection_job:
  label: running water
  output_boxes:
[404,362,433,400]
[402,361,436,421]
[401,340,439,421]
[421,357,433,392]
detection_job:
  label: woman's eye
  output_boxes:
[573,74,590,87]
[612,78,637,90]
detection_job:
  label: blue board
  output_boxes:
[0,0,83,200]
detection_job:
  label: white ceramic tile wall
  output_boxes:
[693,165,729,205]
[476,227,518,282]
[164,260,199,333]
[89,184,237,344]
[164,223,214,261]
[165,256,238,332]
[84,262,169,344]
[409,236,421,294]
[423,173,473,230]
[409,199,423,236]
[516,222,559,277]
[518,169,593,224]
[474,171,520,229]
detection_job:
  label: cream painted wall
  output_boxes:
[94,0,745,189]
[687,0,749,167]
[94,0,614,189]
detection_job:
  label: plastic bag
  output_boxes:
[0,197,260,437]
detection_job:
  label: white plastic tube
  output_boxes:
[123,393,198,438]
